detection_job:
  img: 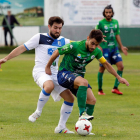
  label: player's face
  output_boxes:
[48,22,63,39]
[104,9,113,21]
[86,38,99,52]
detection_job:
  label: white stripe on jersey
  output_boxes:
[24,33,70,75]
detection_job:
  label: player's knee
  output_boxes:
[43,81,54,93]
[87,97,96,105]
[80,79,88,87]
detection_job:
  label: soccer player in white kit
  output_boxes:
[0,16,74,134]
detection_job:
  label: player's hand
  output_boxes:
[102,35,107,42]
[121,46,128,56]
[45,66,52,75]
[118,77,129,86]
[0,58,7,68]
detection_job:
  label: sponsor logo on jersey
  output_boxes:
[115,24,117,28]
[108,42,115,46]
[105,30,108,33]
[83,60,86,63]
[58,41,61,46]
[91,55,95,59]
[75,58,79,62]
[77,54,81,58]
[48,48,56,55]
[104,25,108,29]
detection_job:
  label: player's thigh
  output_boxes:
[33,72,54,92]
[60,89,74,103]
[86,88,96,105]
[74,76,88,88]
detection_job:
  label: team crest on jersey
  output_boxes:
[91,55,95,59]
[77,54,81,58]
[104,25,108,29]
[70,45,73,49]
[58,41,61,46]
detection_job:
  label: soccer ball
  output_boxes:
[75,119,92,136]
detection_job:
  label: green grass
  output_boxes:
[0,53,140,140]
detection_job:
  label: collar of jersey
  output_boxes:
[47,33,58,40]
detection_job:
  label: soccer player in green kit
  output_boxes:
[45,29,129,121]
[95,5,128,95]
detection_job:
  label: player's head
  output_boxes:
[86,29,103,52]
[48,16,64,39]
[103,5,114,21]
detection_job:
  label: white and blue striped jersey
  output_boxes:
[24,33,70,75]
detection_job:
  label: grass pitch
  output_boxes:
[0,53,140,140]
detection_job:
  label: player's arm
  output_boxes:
[116,35,128,56]
[0,45,27,68]
[45,49,59,75]
[99,57,129,86]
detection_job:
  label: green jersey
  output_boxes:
[95,18,120,51]
[58,40,103,76]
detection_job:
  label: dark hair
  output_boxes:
[103,5,114,17]
[48,16,64,26]
[89,29,103,43]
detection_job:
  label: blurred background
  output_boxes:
[0,0,140,48]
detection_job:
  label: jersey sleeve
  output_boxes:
[58,42,75,55]
[116,20,120,35]
[96,48,106,63]
[24,33,40,50]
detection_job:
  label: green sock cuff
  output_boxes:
[86,104,95,116]
[117,70,123,76]
[78,86,88,90]
[98,72,103,77]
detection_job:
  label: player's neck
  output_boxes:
[105,18,112,22]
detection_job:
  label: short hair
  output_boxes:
[89,29,103,43]
[48,16,64,26]
[103,5,114,17]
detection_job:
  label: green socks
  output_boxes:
[114,70,123,88]
[77,86,88,116]
[86,104,95,116]
[98,72,103,90]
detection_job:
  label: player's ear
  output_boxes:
[87,36,89,40]
[48,24,51,30]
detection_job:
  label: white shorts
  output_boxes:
[33,71,66,102]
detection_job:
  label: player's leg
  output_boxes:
[111,50,123,95]
[98,48,109,95]
[4,29,8,46]
[28,74,54,122]
[98,66,105,95]
[57,70,93,120]
[86,88,96,116]
[54,89,75,134]
[112,61,124,95]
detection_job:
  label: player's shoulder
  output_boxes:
[112,18,119,23]
[99,18,106,23]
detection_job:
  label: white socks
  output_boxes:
[57,101,73,129]
[36,89,50,115]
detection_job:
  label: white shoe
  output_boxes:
[79,112,94,121]
[89,132,95,135]
[28,111,41,122]
[54,126,74,134]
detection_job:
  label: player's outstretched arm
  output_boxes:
[102,61,129,86]
[0,45,27,68]
[45,49,60,75]
[116,35,128,56]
